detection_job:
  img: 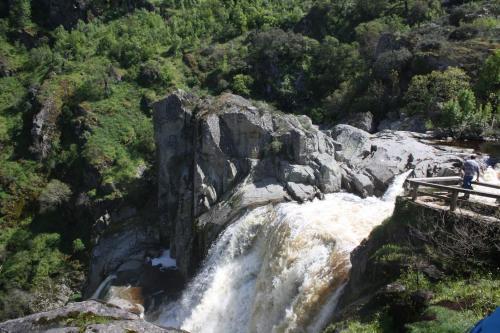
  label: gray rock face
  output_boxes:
[342,111,374,132]
[83,191,163,298]
[86,224,159,296]
[0,301,181,333]
[30,94,61,160]
[153,92,342,277]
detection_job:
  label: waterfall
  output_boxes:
[90,274,117,300]
[157,172,411,333]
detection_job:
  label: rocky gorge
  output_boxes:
[0,90,493,333]
[1,0,499,331]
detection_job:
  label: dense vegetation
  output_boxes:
[0,0,498,324]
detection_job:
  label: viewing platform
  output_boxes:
[404,176,500,222]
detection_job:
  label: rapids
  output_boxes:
[156,172,411,333]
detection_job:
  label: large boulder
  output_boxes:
[342,111,374,132]
[0,301,181,333]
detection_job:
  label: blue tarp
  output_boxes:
[471,307,500,333]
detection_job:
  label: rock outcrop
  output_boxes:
[0,300,182,333]
[153,92,342,276]
[30,90,62,160]
[83,196,172,299]
[332,125,464,197]
[153,91,465,278]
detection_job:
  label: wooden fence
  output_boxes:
[406,176,500,211]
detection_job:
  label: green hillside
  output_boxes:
[0,0,498,322]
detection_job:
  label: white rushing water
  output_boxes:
[472,166,500,204]
[157,172,411,333]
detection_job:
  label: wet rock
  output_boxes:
[286,182,317,203]
[331,124,372,164]
[278,161,315,184]
[352,173,375,198]
[315,154,343,193]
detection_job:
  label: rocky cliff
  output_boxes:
[152,91,465,278]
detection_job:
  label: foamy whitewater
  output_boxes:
[472,166,500,204]
[156,172,411,333]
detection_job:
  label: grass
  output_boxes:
[407,306,478,333]
[81,82,154,193]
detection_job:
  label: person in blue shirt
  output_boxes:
[462,155,481,200]
[470,307,500,333]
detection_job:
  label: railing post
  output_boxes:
[450,190,459,211]
[411,183,419,201]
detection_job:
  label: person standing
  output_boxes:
[462,155,481,199]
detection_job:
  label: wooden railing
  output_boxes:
[406,176,500,211]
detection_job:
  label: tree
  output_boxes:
[9,0,31,29]
[476,50,500,99]
[310,36,364,99]
[407,0,442,26]
[404,67,471,116]
[232,74,254,96]
[355,16,409,59]
[247,29,319,109]
[38,180,72,214]
[441,89,492,137]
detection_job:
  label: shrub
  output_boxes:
[38,179,72,214]
[138,59,170,87]
[28,45,64,71]
[373,48,412,80]
[9,0,31,29]
[1,232,65,290]
[476,50,500,99]
[247,28,319,109]
[232,74,254,96]
[404,67,471,116]
[407,0,442,26]
[355,16,409,59]
[310,36,364,99]
[440,89,492,137]
[72,239,85,253]
[76,74,110,102]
